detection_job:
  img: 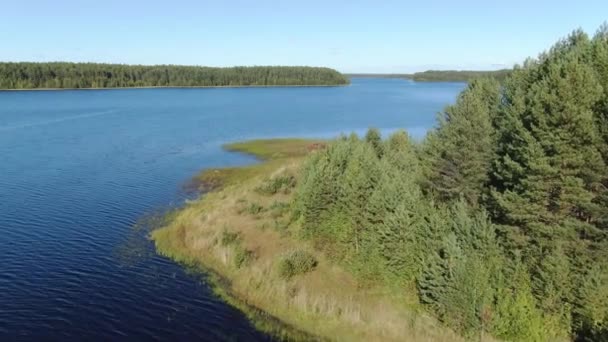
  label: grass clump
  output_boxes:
[255,175,296,195]
[224,139,325,160]
[236,201,266,216]
[246,202,265,215]
[220,230,241,246]
[219,229,255,269]
[278,250,318,280]
[269,201,291,218]
[234,245,255,269]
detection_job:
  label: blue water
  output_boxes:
[0,78,465,340]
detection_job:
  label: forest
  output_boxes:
[291,26,608,341]
[410,69,512,82]
[346,70,511,82]
[0,63,349,89]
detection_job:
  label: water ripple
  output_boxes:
[0,80,464,340]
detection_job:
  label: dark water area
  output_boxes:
[0,78,465,340]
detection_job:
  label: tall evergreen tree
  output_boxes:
[422,78,501,205]
[491,31,605,232]
[364,127,384,158]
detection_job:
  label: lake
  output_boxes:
[0,78,465,340]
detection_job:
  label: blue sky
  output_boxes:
[1,1,607,73]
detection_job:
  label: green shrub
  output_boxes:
[269,201,290,218]
[278,250,318,279]
[255,175,296,195]
[234,245,255,269]
[246,202,265,215]
[273,219,291,233]
[220,230,241,246]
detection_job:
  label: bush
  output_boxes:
[269,201,290,218]
[234,245,255,269]
[246,202,265,215]
[278,250,318,279]
[255,175,297,195]
[273,219,290,232]
[220,230,241,246]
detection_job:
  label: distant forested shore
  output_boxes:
[0,63,349,89]
[347,69,511,82]
[410,69,511,82]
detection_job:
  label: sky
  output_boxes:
[1,1,607,73]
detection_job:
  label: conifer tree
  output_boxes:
[365,127,384,158]
[289,25,608,341]
[491,263,547,341]
[422,78,501,205]
[337,141,381,254]
[491,31,605,231]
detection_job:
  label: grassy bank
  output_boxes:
[151,139,465,341]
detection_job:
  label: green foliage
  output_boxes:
[277,250,318,280]
[220,230,241,246]
[491,265,547,341]
[255,175,296,195]
[289,24,608,341]
[410,69,512,82]
[218,230,255,269]
[421,77,501,205]
[346,69,511,83]
[364,127,384,158]
[269,201,291,218]
[246,202,265,215]
[234,245,255,269]
[0,63,349,89]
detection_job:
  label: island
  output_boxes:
[0,63,349,90]
[152,26,608,342]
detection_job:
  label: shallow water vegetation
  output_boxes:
[190,139,325,193]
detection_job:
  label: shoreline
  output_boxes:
[151,139,462,342]
[0,84,349,92]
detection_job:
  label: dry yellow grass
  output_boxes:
[152,139,479,341]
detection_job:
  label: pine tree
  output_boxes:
[365,127,384,158]
[422,78,501,205]
[491,264,547,341]
[337,141,381,255]
[384,130,419,174]
[491,33,605,231]
[531,244,572,336]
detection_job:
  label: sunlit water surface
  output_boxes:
[0,78,465,340]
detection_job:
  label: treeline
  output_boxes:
[0,63,349,89]
[346,70,511,82]
[346,73,413,78]
[410,69,512,82]
[291,26,608,341]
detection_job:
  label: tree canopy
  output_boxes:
[0,62,349,89]
[290,25,608,341]
[410,69,512,82]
